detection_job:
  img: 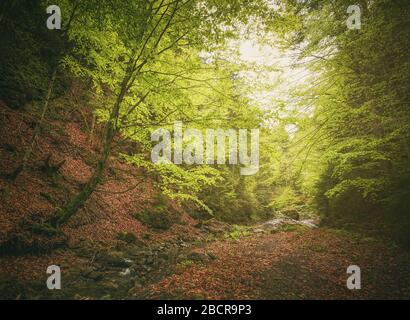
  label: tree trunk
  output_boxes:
[52,84,126,227]
[52,122,116,227]
[51,52,135,227]
[89,114,96,142]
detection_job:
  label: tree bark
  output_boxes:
[52,85,127,227]
[49,1,180,227]
[52,123,115,227]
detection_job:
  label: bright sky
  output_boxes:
[234,38,314,135]
[237,38,312,107]
[200,32,315,134]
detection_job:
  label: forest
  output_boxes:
[0,0,409,300]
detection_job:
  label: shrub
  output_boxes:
[270,186,300,211]
[224,225,251,240]
[133,207,172,230]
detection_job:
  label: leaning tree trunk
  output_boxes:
[51,47,138,228]
[52,118,116,227]
[52,82,127,227]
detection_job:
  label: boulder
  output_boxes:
[283,208,300,220]
[81,267,104,281]
[101,280,119,290]
[99,251,131,268]
[187,250,209,263]
[200,219,232,235]
[117,232,138,244]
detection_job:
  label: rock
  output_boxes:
[119,268,131,276]
[177,239,187,247]
[136,209,172,230]
[124,258,134,264]
[261,219,284,231]
[99,251,131,268]
[124,246,145,258]
[260,217,317,233]
[187,251,209,263]
[117,232,137,244]
[200,219,231,235]
[74,293,91,300]
[298,219,318,228]
[82,268,104,281]
[283,208,300,220]
[101,280,119,290]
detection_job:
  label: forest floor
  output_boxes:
[145,226,410,300]
[1,101,410,300]
[2,223,410,300]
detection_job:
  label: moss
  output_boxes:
[177,259,195,268]
[31,223,60,236]
[40,192,58,207]
[117,232,137,244]
[141,233,151,240]
[277,224,309,234]
[224,225,252,240]
[133,207,172,230]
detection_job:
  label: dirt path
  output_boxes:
[145,228,410,300]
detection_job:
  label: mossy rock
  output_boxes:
[187,251,209,263]
[117,232,137,244]
[188,208,213,221]
[98,251,130,268]
[133,207,172,230]
[282,208,300,220]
